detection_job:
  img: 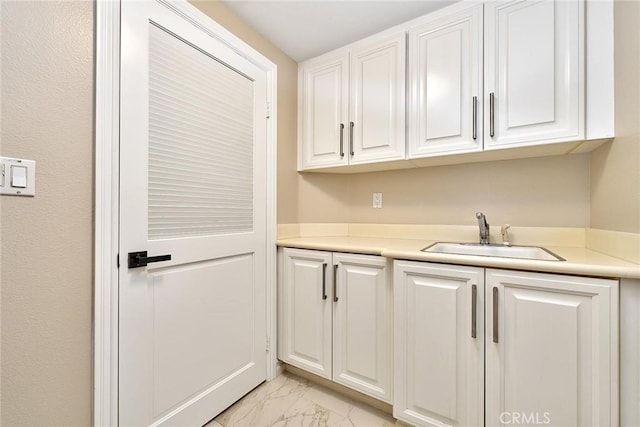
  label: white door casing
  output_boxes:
[485,269,618,427]
[394,261,485,427]
[484,0,584,148]
[408,2,483,158]
[332,253,393,403]
[118,1,275,425]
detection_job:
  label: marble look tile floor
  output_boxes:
[206,371,410,427]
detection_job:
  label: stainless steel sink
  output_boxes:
[421,242,565,261]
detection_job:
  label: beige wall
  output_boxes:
[190,0,299,224]
[348,155,591,226]
[298,154,591,227]
[1,1,94,425]
[590,0,640,233]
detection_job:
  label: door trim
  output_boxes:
[94,1,278,425]
[94,0,120,424]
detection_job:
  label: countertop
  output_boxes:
[276,236,640,279]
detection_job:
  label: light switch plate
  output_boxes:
[0,157,36,196]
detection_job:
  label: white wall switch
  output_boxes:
[1,157,36,196]
[11,165,27,188]
[372,192,382,209]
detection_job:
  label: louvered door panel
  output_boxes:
[148,23,254,240]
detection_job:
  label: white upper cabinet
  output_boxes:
[408,3,483,158]
[298,33,406,170]
[484,0,584,148]
[298,0,612,172]
[349,34,406,165]
[298,51,350,170]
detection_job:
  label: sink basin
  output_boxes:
[422,242,565,261]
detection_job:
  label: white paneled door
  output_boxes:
[119,2,268,426]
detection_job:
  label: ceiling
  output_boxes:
[222,0,458,62]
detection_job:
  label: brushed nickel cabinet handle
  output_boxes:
[322,263,328,300]
[493,287,499,343]
[333,264,339,302]
[472,96,478,140]
[349,121,355,156]
[489,92,495,138]
[339,123,345,158]
[471,284,477,338]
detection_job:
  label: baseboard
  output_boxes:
[283,364,393,416]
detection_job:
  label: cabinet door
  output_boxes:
[486,269,618,427]
[349,33,406,165]
[484,0,584,148]
[394,261,484,427]
[408,3,483,158]
[299,51,349,170]
[279,248,333,379]
[332,253,392,402]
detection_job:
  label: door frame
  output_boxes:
[94,1,278,425]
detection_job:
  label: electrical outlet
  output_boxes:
[372,193,382,209]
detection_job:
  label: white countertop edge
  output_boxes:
[381,250,640,280]
[276,237,640,280]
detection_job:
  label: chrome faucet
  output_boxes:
[476,212,490,244]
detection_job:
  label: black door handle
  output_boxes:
[128,251,172,268]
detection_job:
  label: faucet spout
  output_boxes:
[476,212,490,244]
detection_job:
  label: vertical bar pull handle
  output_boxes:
[493,287,499,343]
[339,123,345,158]
[472,96,478,140]
[489,92,495,137]
[471,284,477,338]
[333,264,339,302]
[322,263,328,300]
[349,121,355,156]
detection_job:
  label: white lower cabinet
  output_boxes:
[485,269,618,427]
[279,248,333,379]
[279,248,393,403]
[394,261,485,427]
[394,261,618,427]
